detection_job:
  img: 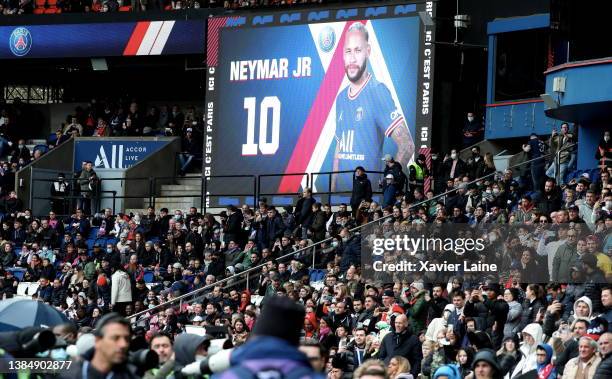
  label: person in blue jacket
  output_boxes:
[213,296,324,379]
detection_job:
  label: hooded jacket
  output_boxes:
[426,303,454,342]
[536,343,557,379]
[511,323,543,378]
[573,295,593,321]
[433,364,461,379]
[212,336,324,379]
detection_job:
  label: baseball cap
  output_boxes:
[382,154,393,162]
[186,128,193,133]
[385,174,394,179]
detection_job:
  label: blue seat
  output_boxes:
[309,269,325,282]
[143,271,154,283]
[89,227,100,239]
[8,268,26,281]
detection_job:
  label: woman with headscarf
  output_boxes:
[239,289,251,313]
[303,312,319,339]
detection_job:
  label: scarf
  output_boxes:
[537,363,554,379]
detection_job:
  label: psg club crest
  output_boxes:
[318,26,336,53]
[9,27,32,57]
[355,107,364,122]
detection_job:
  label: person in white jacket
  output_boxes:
[425,303,455,341]
[510,323,544,378]
[111,265,133,316]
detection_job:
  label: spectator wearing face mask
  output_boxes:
[441,149,466,181]
[462,112,484,147]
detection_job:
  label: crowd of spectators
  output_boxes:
[0,123,610,379]
[54,99,204,174]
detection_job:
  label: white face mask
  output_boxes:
[195,354,207,362]
[605,135,610,142]
[492,188,500,195]
[451,153,457,160]
[467,116,474,122]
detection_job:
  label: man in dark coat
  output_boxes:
[351,166,372,217]
[382,154,406,192]
[377,314,422,376]
[536,178,562,216]
[441,149,467,181]
[263,207,285,248]
[295,188,315,239]
[223,205,244,246]
[462,112,484,147]
[309,202,327,243]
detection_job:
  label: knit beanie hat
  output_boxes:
[252,296,305,346]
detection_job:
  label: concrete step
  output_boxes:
[160,190,202,197]
[176,178,202,186]
[160,184,201,191]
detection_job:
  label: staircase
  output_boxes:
[152,174,203,212]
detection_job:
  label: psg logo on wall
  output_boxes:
[318,26,336,53]
[9,27,32,57]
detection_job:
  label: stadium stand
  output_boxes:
[0,2,611,379]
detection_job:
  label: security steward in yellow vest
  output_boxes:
[408,154,429,191]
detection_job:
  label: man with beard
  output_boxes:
[331,22,414,192]
[553,229,579,283]
[537,178,562,215]
[427,284,450,321]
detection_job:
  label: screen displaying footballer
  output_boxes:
[206,8,433,199]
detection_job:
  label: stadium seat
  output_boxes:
[8,268,26,281]
[47,0,57,5]
[309,269,326,283]
[33,8,45,14]
[143,271,154,283]
[33,144,49,155]
[44,7,57,13]
[119,6,132,11]
[35,0,45,6]
[89,227,100,239]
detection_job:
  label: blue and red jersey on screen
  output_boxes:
[334,73,405,175]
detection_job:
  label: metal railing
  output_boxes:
[31,169,394,217]
[128,144,575,320]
